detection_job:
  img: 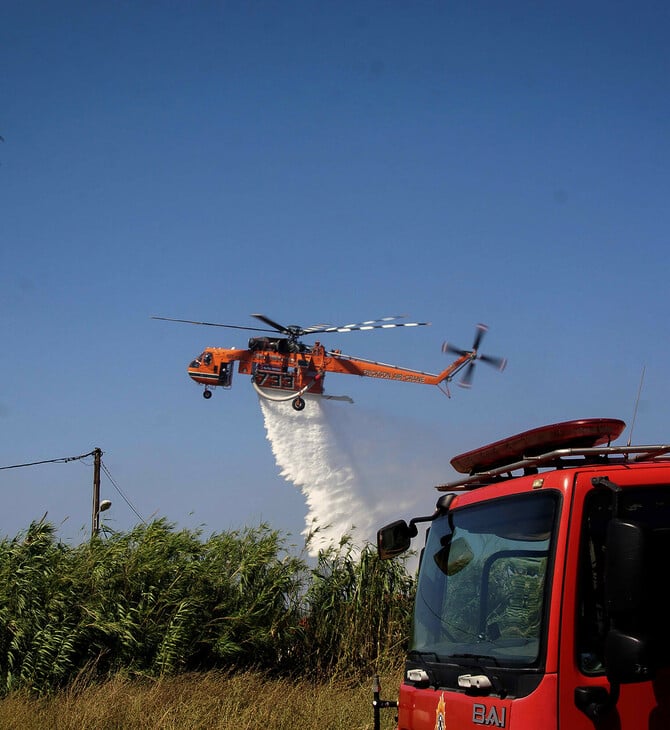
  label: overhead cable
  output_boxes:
[100,460,147,524]
[0,451,96,470]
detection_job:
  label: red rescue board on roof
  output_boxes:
[450,418,627,475]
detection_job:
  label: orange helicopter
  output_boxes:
[152,314,507,411]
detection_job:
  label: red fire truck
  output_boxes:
[375,418,670,730]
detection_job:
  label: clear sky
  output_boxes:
[2,2,669,551]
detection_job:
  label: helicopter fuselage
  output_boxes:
[186,337,477,409]
[188,340,330,398]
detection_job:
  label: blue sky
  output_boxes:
[2,1,669,548]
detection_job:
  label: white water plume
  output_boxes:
[259,394,453,559]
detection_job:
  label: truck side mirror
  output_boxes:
[605,630,654,683]
[434,536,474,576]
[377,520,412,559]
[377,497,454,560]
[605,519,645,613]
[604,518,656,684]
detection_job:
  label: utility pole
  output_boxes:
[91,447,102,538]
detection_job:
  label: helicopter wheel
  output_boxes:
[203,389,212,400]
[292,396,305,411]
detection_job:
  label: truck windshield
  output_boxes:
[411,491,558,668]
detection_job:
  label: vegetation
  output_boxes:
[0,517,414,727]
[0,669,403,729]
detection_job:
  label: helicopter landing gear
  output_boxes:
[203,389,212,400]
[292,396,305,411]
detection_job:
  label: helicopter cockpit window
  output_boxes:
[202,352,213,366]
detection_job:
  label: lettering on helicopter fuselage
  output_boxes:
[473,703,506,727]
[361,370,427,383]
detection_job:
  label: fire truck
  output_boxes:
[374,418,670,730]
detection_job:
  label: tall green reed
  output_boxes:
[0,519,414,696]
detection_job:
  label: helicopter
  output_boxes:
[151,313,507,411]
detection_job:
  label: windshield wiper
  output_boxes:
[449,652,500,666]
[406,651,439,685]
[408,650,439,662]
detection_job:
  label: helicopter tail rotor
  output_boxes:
[442,324,507,389]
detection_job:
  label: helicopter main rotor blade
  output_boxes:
[151,316,276,333]
[250,314,431,337]
[305,316,431,335]
[251,314,291,334]
[154,312,431,340]
[305,315,407,333]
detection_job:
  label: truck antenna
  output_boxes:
[627,365,646,447]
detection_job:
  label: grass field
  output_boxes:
[0,669,403,730]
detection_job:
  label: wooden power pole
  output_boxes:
[91,447,102,538]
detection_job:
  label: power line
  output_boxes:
[0,449,146,529]
[100,460,146,525]
[0,450,96,470]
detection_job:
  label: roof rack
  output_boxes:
[436,444,670,492]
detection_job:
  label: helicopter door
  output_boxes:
[218,362,233,387]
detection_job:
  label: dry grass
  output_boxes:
[0,669,403,730]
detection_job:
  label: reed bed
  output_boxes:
[0,517,414,728]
